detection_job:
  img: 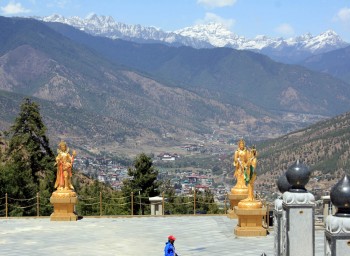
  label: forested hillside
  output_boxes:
[254,111,350,196]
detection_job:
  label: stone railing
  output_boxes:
[274,161,350,256]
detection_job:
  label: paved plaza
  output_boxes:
[0,216,325,256]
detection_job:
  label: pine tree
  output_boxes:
[1,98,55,216]
[122,153,160,215]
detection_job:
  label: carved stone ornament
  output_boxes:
[325,215,350,234]
[283,191,315,205]
[274,198,283,212]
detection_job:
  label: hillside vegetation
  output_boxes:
[254,111,350,196]
[258,111,350,174]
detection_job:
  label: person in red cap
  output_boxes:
[164,235,178,256]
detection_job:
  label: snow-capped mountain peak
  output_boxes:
[283,29,347,53]
[175,22,240,47]
[38,14,349,63]
[84,14,117,27]
[176,22,232,37]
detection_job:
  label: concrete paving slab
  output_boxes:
[0,216,324,256]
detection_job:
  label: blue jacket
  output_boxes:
[164,241,176,256]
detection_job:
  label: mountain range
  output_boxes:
[44,21,350,116]
[0,16,263,153]
[39,14,349,64]
[0,16,350,155]
[300,45,350,83]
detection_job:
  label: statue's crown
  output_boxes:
[59,140,66,147]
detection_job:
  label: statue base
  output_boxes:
[50,190,78,221]
[234,206,267,236]
[230,186,248,195]
[238,199,263,209]
[227,190,248,219]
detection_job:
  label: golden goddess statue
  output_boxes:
[54,141,76,191]
[238,144,262,208]
[232,139,249,193]
[244,146,257,201]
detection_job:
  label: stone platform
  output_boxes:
[0,216,326,255]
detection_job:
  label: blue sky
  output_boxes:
[1,0,350,41]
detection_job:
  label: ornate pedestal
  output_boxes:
[324,175,350,256]
[234,205,267,236]
[227,187,248,219]
[50,190,78,221]
[325,215,350,255]
[282,191,315,256]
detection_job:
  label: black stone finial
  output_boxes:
[277,172,292,193]
[285,160,311,193]
[330,174,350,217]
